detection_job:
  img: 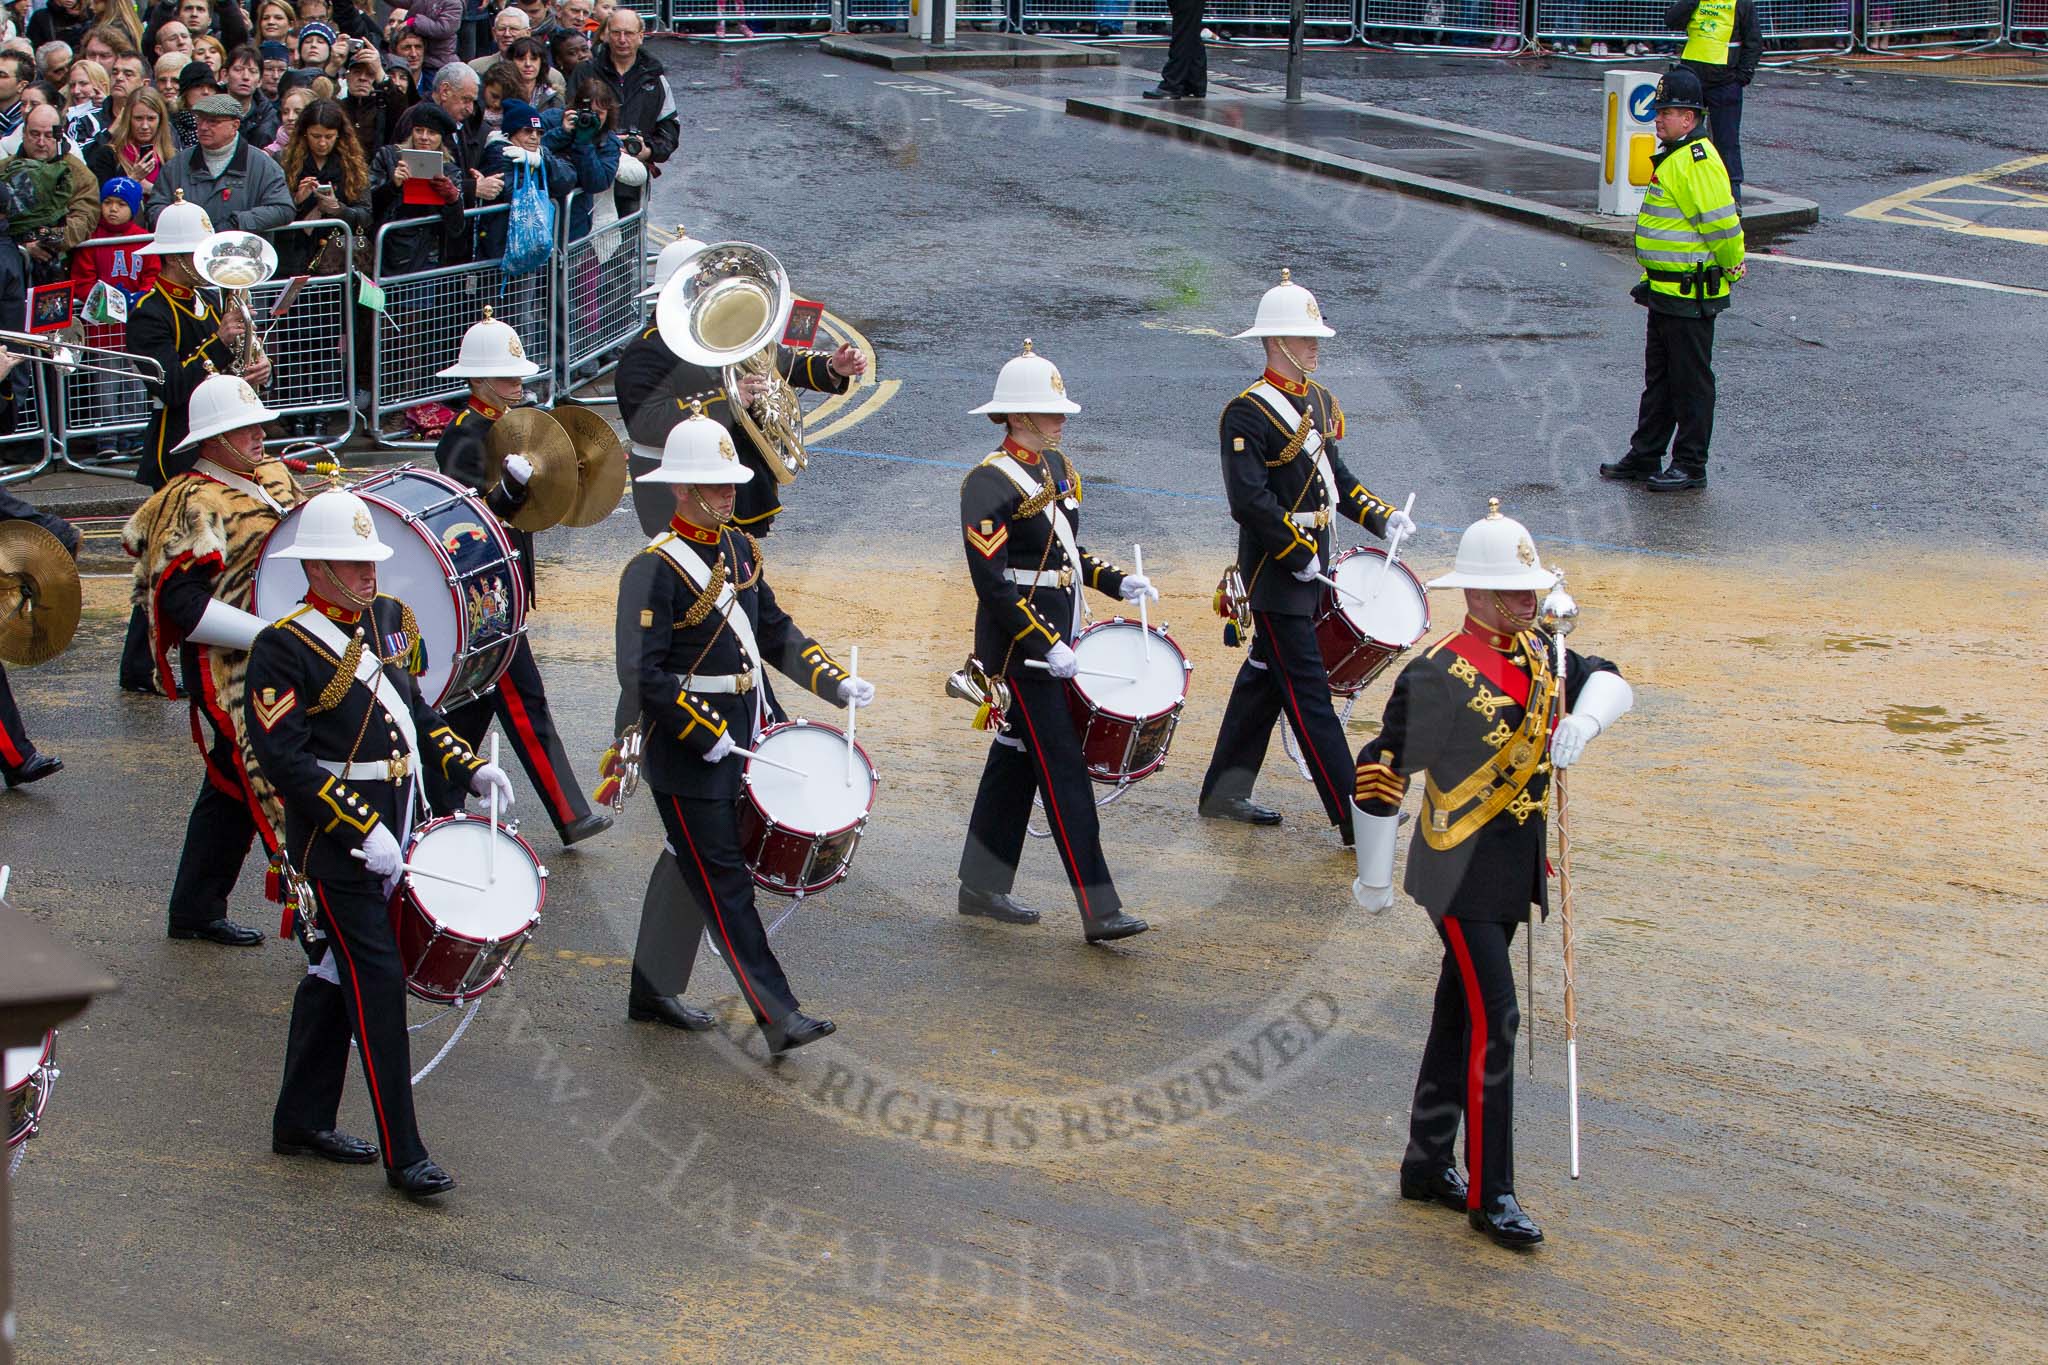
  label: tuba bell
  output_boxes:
[193,230,279,376]
[653,241,810,485]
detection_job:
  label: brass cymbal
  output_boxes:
[0,522,81,667]
[552,405,628,529]
[485,407,578,532]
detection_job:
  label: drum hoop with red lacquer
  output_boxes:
[394,813,546,1004]
[1312,546,1431,697]
[1064,618,1193,786]
[738,718,878,898]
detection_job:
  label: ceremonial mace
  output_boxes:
[1540,575,1582,1180]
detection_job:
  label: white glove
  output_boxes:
[1350,805,1399,914]
[470,763,515,809]
[703,730,735,764]
[1290,553,1322,584]
[1385,508,1417,540]
[502,453,533,489]
[1551,672,1634,769]
[186,598,269,650]
[359,822,403,880]
[1119,574,1159,604]
[1044,642,1079,679]
[837,675,875,708]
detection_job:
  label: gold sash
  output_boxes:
[1420,642,1557,851]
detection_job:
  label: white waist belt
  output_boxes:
[1290,510,1332,528]
[1005,568,1073,588]
[677,669,755,695]
[317,756,409,782]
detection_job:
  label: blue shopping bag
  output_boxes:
[503,160,554,278]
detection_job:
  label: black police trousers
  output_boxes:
[1200,609,1354,836]
[1161,0,1208,94]
[1405,916,1520,1207]
[1626,309,1718,474]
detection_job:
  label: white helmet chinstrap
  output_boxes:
[437,308,540,380]
[1427,499,1559,592]
[1235,268,1335,340]
[636,407,755,485]
[968,339,1081,417]
[175,373,281,451]
[274,490,395,563]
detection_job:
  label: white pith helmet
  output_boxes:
[968,339,1080,416]
[1234,267,1335,340]
[1427,499,1559,592]
[274,490,394,562]
[636,408,754,485]
[138,189,214,256]
[174,373,280,450]
[436,307,539,379]
[638,225,706,299]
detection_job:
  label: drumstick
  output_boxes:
[1134,544,1149,663]
[350,850,489,894]
[1023,659,1138,684]
[488,733,499,886]
[1314,572,1369,607]
[1368,493,1417,601]
[845,644,858,788]
[731,744,806,777]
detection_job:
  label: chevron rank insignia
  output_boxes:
[965,520,1008,559]
[253,686,296,732]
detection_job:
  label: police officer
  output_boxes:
[243,490,514,1200]
[613,409,873,1051]
[432,311,611,847]
[1668,0,1761,203]
[1351,502,1633,1249]
[1198,270,1412,839]
[1600,68,1745,493]
[954,342,1154,943]
[122,374,305,946]
[614,231,865,539]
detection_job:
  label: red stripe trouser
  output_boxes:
[1405,915,1521,1207]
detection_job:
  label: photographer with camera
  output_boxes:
[0,102,99,284]
[569,7,669,218]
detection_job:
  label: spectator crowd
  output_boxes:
[0,0,678,445]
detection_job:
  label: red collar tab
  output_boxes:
[159,279,194,300]
[1444,629,1547,716]
[999,436,1041,467]
[1461,615,1519,654]
[467,395,505,421]
[1262,368,1309,398]
[668,515,721,546]
[303,588,363,626]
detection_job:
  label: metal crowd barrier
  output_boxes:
[42,218,358,480]
[1016,0,1354,37]
[0,366,52,487]
[558,192,651,391]
[1360,0,1529,51]
[665,0,834,32]
[2014,0,2048,48]
[1862,0,2005,48]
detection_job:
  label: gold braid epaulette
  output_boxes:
[284,620,367,716]
[1264,412,1312,468]
[679,555,729,628]
[730,529,764,591]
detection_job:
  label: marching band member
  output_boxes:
[432,310,611,848]
[612,408,871,1052]
[0,478,78,788]
[1352,502,1632,1249]
[242,490,513,1200]
[1197,269,1413,843]
[122,373,305,947]
[614,228,865,538]
[954,342,1154,944]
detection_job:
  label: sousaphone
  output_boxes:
[654,241,810,485]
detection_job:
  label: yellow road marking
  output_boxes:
[800,309,898,440]
[1847,152,2048,247]
[806,379,901,443]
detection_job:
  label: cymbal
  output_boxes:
[552,405,628,529]
[485,407,578,532]
[0,522,81,667]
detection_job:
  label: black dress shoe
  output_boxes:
[387,1158,457,1200]
[273,1128,379,1164]
[1084,912,1150,943]
[957,885,1042,925]
[1399,1164,1469,1212]
[764,1011,836,1055]
[1468,1193,1544,1247]
[1198,796,1282,826]
[1646,464,1706,491]
[1140,84,1178,100]
[628,995,716,1031]
[168,918,265,947]
[2,753,61,788]
[559,812,613,846]
[1597,456,1661,481]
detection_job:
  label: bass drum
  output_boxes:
[256,467,526,709]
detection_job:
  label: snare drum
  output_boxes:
[739,719,877,898]
[257,467,527,709]
[394,814,546,1004]
[5,1030,55,1150]
[1065,619,1194,785]
[1312,547,1430,697]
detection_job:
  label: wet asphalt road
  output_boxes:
[6,39,2045,1363]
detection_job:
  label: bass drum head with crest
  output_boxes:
[255,468,526,708]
